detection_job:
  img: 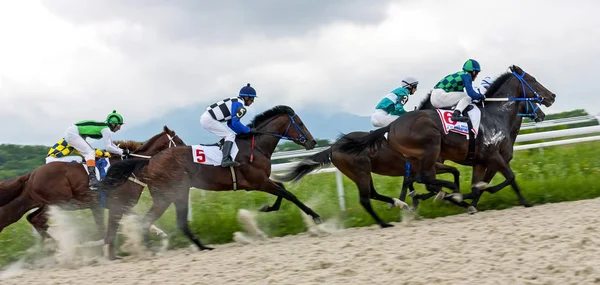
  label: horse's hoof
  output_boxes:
[387,203,394,210]
[392,198,410,211]
[467,206,478,214]
[259,205,270,212]
[473,182,489,190]
[200,246,214,251]
[523,203,533,208]
[434,191,446,202]
[313,217,324,224]
[408,191,417,197]
[380,223,394,228]
[448,193,463,203]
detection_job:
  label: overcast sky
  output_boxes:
[0,0,597,145]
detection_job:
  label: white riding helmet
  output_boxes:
[401,77,419,89]
[481,76,492,88]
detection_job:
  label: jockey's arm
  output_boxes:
[375,95,395,114]
[101,128,124,155]
[461,74,484,100]
[392,99,407,115]
[227,102,251,134]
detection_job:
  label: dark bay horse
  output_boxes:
[274,140,458,228]
[98,105,320,256]
[413,83,547,212]
[0,126,185,242]
[335,65,556,210]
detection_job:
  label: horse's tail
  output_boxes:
[336,126,390,156]
[273,148,333,183]
[98,159,150,191]
[0,173,30,207]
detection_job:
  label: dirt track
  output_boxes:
[3,198,600,285]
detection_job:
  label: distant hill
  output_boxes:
[117,104,376,145]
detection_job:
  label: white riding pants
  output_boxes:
[200,111,236,142]
[430,89,472,113]
[64,125,95,162]
[371,109,399,128]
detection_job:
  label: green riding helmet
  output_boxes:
[462,59,481,72]
[106,110,124,125]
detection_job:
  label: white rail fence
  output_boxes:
[188,115,600,220]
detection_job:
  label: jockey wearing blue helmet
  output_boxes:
[200,83,258,167]
[430,59,484,122]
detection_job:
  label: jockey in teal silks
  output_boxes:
[371,77,419,127]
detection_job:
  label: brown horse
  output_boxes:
[335,65,556,209]
[0,126,185,242]
[98,105,322,257]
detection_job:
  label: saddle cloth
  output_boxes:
[45,156,111,180]
[191,142,240,166]
[436,104,481,139]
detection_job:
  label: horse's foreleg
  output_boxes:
[259,195,283,212]
[482,154,531,207]
[468,169,497,209]
[260,180,322,224]
[91,205,106,240]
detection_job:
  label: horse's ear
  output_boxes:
[163,125,171,133]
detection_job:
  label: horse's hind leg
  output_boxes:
[0,195,37,234]
[260,180,322,223]
[259,195,283,212]
[26,205,53,240]
[172,187,213,251]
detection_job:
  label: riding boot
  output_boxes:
[451,110,469,122]
[87,165,100,189]
[220,141,239,167]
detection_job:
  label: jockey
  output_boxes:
[60,110,127,187]
[430,59,484,122]
[200,83,258,167]
[474,76,493,95]
[371,77,419,127]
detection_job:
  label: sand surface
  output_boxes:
[3,198,600,285]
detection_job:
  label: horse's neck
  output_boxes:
[479,100,521,146]
[252,134,281,157]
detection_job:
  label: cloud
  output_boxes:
[0,0,598,145]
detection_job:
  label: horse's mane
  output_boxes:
[247,105,295,127]
[483,71,512,98]
[114,140,143,151]
[417,92,434,110]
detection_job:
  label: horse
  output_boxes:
[335,65,556,211]
[273,139,459,228]
[411,80,547,212]
[0,126,185,243]
[98,105,327,257]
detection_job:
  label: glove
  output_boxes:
[249,128,258,134]
[121,148,130,158]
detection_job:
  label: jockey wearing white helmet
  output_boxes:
[371,77,419,128]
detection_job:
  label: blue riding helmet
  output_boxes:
[463,59,481,72]
[239,83,257,97]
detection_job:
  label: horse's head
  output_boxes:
[134,126,186,155]
[250,105,317,150]
[508,65,556,107]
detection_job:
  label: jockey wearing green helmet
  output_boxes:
[430,59,484,122]
[59,110,128,188]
